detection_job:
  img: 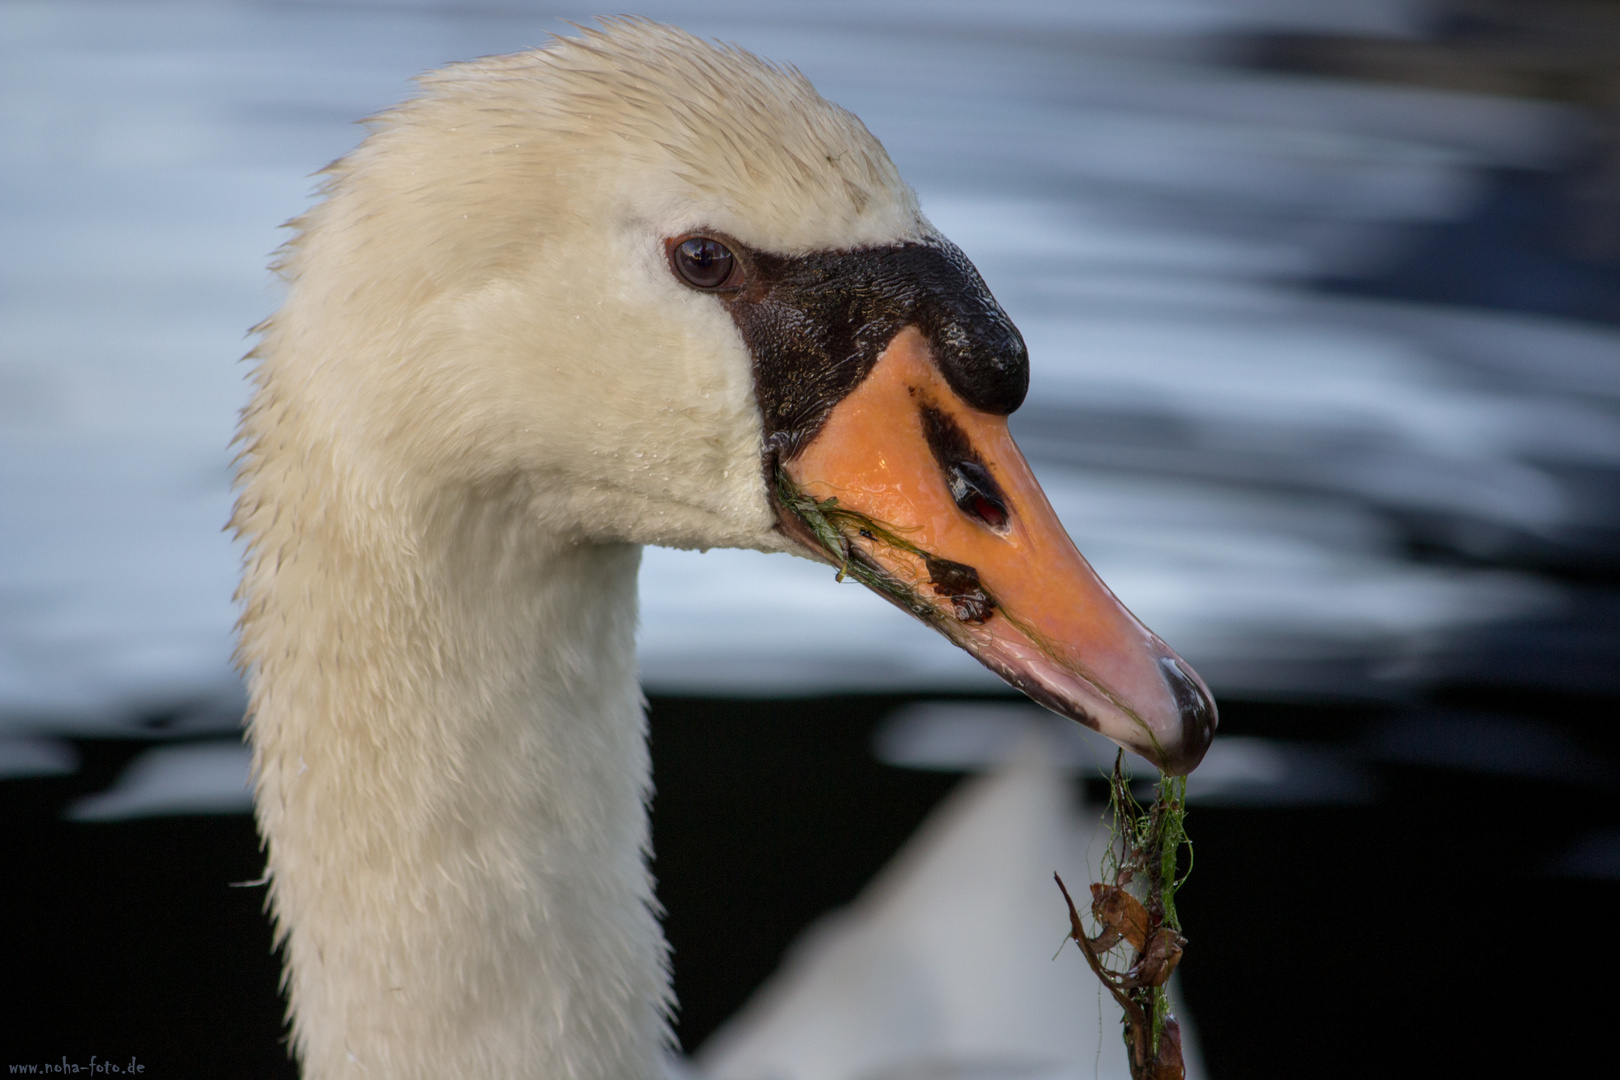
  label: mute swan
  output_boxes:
[231,20,1215,1080]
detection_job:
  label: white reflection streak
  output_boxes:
[0,0,1608,721]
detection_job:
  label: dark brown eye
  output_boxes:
[673,236,737,290]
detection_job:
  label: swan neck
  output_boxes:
[240,478,670,1079]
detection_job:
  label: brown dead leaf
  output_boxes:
[1090,882,1150,952]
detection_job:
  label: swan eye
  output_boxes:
[673,236,737,290]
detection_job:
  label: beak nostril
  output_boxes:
[947,461,1010,530]
[966,492,1007,529]
[918,403,1011,532]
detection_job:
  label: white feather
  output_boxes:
[233,21,926,1080]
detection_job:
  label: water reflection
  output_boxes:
[0,5,1616,713]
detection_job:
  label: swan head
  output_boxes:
[262,19,1215,774]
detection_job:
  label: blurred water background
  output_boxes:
[3,1,1619,1077]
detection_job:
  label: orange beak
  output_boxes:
[776,327,1216,775]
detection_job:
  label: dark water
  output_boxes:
[7,691,1618,1076]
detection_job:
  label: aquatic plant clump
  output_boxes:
[1057,753,1192,1080]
